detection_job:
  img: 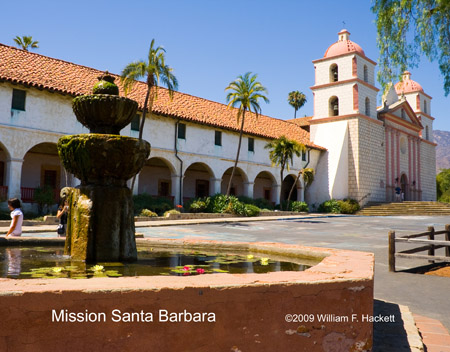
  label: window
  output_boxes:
[178,123,186,139]
[12,89,26,111]
[195,180,209,198]
[215,131,222,146]
[365,97,370,117]
[158,180,171,197]
[248,137,254,152]
[330,64,338,82]
[329,96,339,116]
[263,188,271,201]
[363,65,368,83]
[43,170,57,188]
[425,126,429,141]
[131,114,140,131]
[302,151,306,161]
[424,100,427,114]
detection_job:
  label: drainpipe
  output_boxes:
[174,120,183,205]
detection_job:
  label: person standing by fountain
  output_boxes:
[56,199,69,237]
[6,198,23,237]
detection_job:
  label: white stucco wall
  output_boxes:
[310,120,348,202]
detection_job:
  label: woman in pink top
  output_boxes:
[6,198,24,237]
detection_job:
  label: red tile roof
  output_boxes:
[286,116,313,127]
[0,43,324,150]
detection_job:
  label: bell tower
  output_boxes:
[308,30,385,205]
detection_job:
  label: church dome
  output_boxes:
[324,29,365,58]
[395,71,424,94]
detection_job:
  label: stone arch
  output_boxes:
[329,96,339,116]
[221,167,249,196]
[183,162,215,200]
[0,141,11,199]
[281,174,302,202]
[21,142,63,203]
[138,157,177,198]
[329,64,338,82]
[253,171,276,203]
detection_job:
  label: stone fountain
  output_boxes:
[57,74,150,262]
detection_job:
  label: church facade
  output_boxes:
[0,30,436,210]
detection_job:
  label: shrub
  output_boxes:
[337,199,360,214]
[289,201,309,212]
[33,186,55,215]
[237,196,254,205]
[318,199,341,213]
[164,209,181,217]
[243,204,261,217]
[209,194,236,213]
[133,194,173,216]
[139,209,158,217]
[189,198,210,213]
[253,198,274,210]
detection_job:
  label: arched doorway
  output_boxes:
[281,174,301,203]
[400,174,408,201]
[21,143,63,203]
[253,171,276,203]
[0,143,10,201]
[138,157,175,202]
[221,167,248,196]
[183,162,214,202]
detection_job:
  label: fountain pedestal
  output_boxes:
[57,74,150,262]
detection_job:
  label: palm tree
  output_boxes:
[265,136,305,208]
[287,91,307,119]
[286,167,315,207]
[120,39,178,140]
[225,72,269,196]
[13,36,39,51]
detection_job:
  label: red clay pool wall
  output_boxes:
[0,240,374,352]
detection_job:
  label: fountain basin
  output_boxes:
[0,238,374,351]
[72,94,138,134]
[57,134,150,186]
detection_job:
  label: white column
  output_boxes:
[272,183,281,205]
[244,182,254,199]
[297,184,304,202]
[210,178,222,196]
[6,158,23,200]
[171,174,181,206]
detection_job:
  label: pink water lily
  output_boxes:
[183,266,191,271]
[196,268,205,274]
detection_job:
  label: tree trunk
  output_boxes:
[131,82,153,191]
[287,170,302,207]
[227,109,246,196]
[279,167,284,210]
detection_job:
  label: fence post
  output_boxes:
[445,225,450,258]
[428,226,435,263]
[389,231,396,272]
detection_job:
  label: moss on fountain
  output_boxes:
[58,134,150,186]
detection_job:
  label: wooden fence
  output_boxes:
[389,225,450,272]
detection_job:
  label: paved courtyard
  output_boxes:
[137,215,450,330]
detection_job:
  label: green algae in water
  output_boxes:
[0,247,311,279]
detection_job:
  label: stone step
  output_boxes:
[358,201,450,216]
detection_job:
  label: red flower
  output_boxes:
[196,268,205,274]
[183,266,190,271]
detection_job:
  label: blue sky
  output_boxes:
[1,0,449,130]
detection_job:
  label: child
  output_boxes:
[6,198,24,237]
